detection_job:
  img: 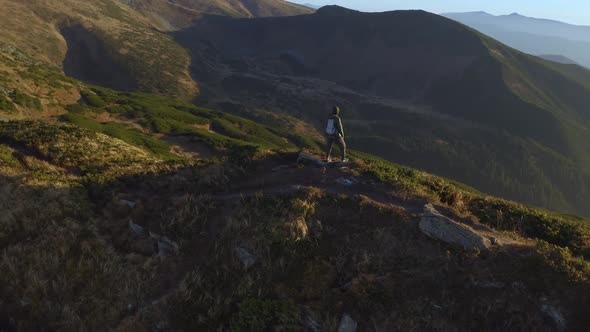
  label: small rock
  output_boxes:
[473,280,505,289]
[290,184,304,191]
[302,313,321,332]
[235,247,257,269]
[336,177,355,186]
[0,86,14,96]
[540,298,566,331]
[119,199,137,208]
[338,314,357,332]
[150,232,180,257]
[129,219,146,237]
[511,281,526,291]
[419,204,492,252]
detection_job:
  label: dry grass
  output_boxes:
[0,122,588,330]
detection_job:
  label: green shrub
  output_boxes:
[60,113,176,159]
[10,90,41,110]
[360,154,590,258]
[81,90,106,108]
[0,94,15,112]
[65,103,86,113]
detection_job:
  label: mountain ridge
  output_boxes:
[173,7,590,216]
[444,11,590,67]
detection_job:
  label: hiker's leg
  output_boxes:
[339,138,347,161]
[326,137,335,160]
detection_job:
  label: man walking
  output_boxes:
[325,106,347,162]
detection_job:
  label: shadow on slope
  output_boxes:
[61,25,138,92]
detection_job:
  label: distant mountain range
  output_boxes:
[539,54,578,65]
[301,3,321,9]
[444,12,590,67]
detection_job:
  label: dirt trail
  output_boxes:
[114,155,531,329]
[212,157,529,247]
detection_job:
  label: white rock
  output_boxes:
[129,219,146,237]
[302,313,321,332]
[420,204,491,251]
[119,199,137,208]
[540,299,566,331]
[336,177,355,186]
[235,247,257,269]
[150,232,180,257]
[338,314,357,332]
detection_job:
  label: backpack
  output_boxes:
[326,118,336,135]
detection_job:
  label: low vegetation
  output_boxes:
[62,86,324,157]
[358,153,590,259]
[0,116,588,330]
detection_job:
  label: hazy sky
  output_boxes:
[293,0,590,25]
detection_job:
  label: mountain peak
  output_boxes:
[315,5,359,16]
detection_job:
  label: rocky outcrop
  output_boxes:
[419,204,492,251]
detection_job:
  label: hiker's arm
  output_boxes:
[338,118,344,137]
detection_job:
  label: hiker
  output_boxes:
[325,106,347,162]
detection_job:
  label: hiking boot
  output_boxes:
[341,158,349,163]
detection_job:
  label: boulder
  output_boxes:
[420,204,491,251]
[150,232,180,257]
[119,199,137,208]
[235,247,257,269]
[539,298,566,331]
[338,314,357,332]
[129,219,147,237]
[302,313,321,332]
[336,177,355,186]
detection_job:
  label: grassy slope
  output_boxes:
[170,0,313,17]
[0,14,588,329]
[0,122,588,329]
[59,85,323,157]
[0,0,197,98]
[0,44,588,330]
